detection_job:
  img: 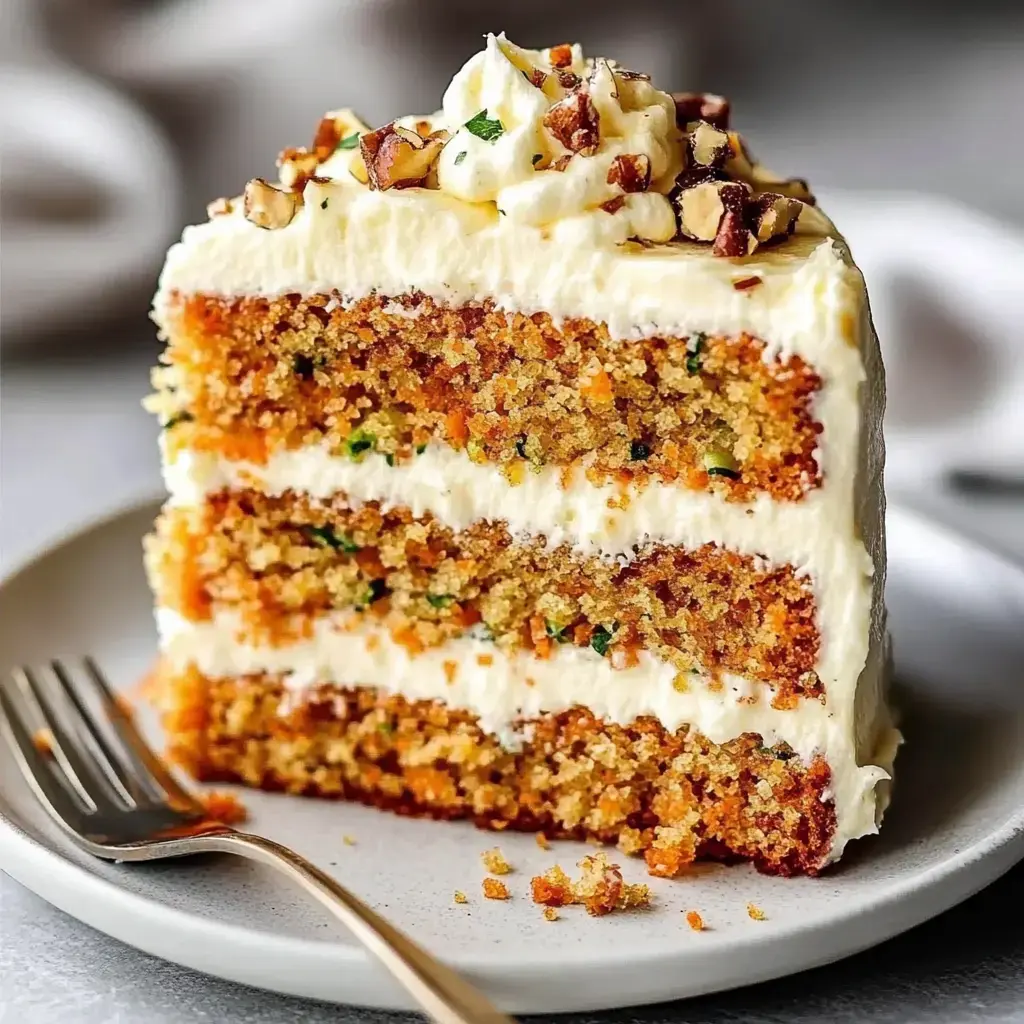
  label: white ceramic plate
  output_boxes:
[1,500,1023,1016]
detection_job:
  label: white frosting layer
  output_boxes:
[157,607,895,864]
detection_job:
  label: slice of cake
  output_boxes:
[146,33,899,876]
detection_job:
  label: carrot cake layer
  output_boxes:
[156,664,837,877]
[154,293,822,501]
[146,31,899,872]
[148,490,821,704]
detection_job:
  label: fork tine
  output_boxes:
[50,660,148,807]
[10,667,122,813]
[0,679,92,827]
[80,657,201,811]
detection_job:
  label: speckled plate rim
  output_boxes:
[0,495,1023,1014]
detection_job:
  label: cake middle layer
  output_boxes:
[149,489,822,706]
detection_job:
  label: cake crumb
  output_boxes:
[343,835,357,846]
[543,907,559,922]
[685,910,705,931]
[199,791,248,825]
[481,847,511,875]
[535,833,551,851]
[453,890,468,904]
[482,878,510,900]
[32,728,54,755]
[531,853,650,917]
[747,902,767,921]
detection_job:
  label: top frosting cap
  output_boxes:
[316,33,683,245]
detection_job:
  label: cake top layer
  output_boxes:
[157,33,863,353]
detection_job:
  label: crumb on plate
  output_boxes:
[481,846,511,875]
[482,878,510,900]
[530,852,650,917]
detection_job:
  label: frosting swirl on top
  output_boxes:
[432,34,681,243]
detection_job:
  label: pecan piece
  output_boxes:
[607,153,651,193]
[359,123,447,191]
[601,196,627,214]
[276,146,320,189]
[549,43,573,68]
[555,70,581,90]
[243,178,302,230]
[713,209,756,258]
[751,192,802,243]
[543,91,600,155]
[675,180,750,242]
[312,109,370,161]
[526,67,548,89]
[688,120,730,168]
[672,92,730,130]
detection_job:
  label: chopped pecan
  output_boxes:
[751,192,802,242]
[556,70,581,90]
[672,92,730,130]
[688,120,730,168]
[206,197,234,218]
[543,91,600,155]
[601,196,627,214]
[312,109,370,161]
[276,146,320,189]
[549,43,573,68]
[675,180,750,242]
[359,123,447,191]
[526,67,548,89]
[733,275,763,290]
[607,153,651,192]
[713,209,756,257]
[243,178,302,230]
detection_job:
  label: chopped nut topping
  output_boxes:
[527,67,548,89]
[607,153,651,193]
[601,196,626,214]
[206,197,234,218]
[555,70,582,90]
[675,180,750,242]
[543,91,600,155]
[359,122,447,191]
[243,177,302,230]
[551,154,573,172]
[672,92,731,130]
[713,209,756,258]
[751,192,802,242]
[732,275,763,291]
[313,109,370,160]
[481,847,511,875]
[276,146,320,189]
[689,120,731,168]
[482,878,511,900]
[549,43,574,68]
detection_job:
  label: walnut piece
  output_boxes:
[672,92,730,130]
[688,120,730,168]
[607,153,651,193]
[359,123,447,191]
[243,178,302,230]
[276,146,320,189]
[543,91,600,155]
[751,192,802,242]
[313,109,371,161]
[675,180,750,242]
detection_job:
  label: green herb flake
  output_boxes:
[686,332,706,375]
[545,620,570,643]
[302,525,359,553]
[454,150,467,166]
[415,443,428,455]
[320,198,329,210]
[630,440,651,461]
[464,110,505,142]
[497,208,507,216]
[162,411,194,431]
[293,354,315,379]
[590,625,614,657]
[426,593,454,609]
[385,453,395,467]
[357,578,390,610]
[344,428,377,460]
[378,721,394,734]
[335,132,361,151]
[703,446,740,480]
[532,153,543,166]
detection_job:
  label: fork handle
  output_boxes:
[199,831,513,1023]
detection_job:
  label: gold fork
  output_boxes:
[0,658,513,1023]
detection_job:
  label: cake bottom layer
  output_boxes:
[156,662,837,877]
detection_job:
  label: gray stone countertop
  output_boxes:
[1,347,1023,1024]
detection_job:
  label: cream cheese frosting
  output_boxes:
[156,607,896,864]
